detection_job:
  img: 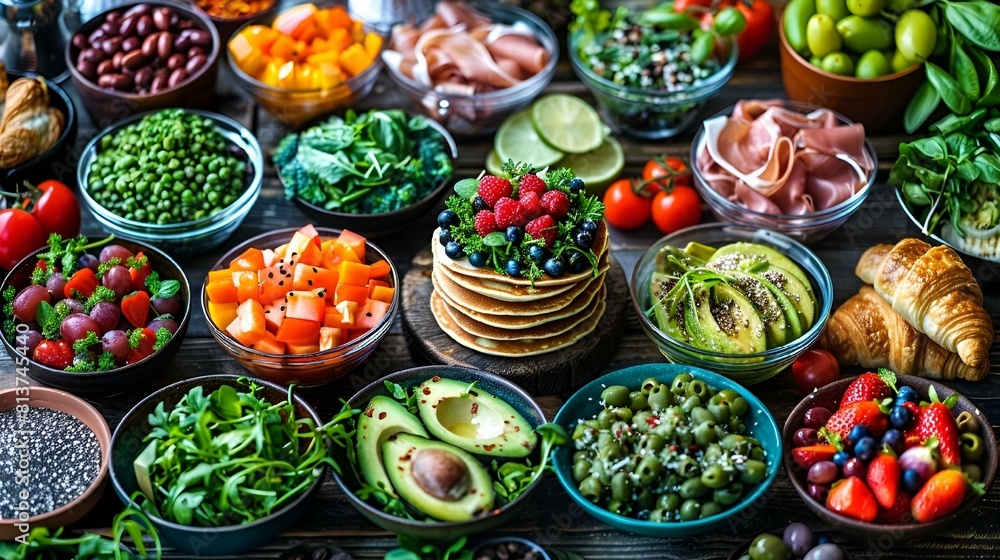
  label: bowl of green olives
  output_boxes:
[552,363,781,537]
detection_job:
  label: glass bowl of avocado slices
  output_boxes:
[330,365,557,541]
[631,223,834,385]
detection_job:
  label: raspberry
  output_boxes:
[493,197,527,229]
[525,215,557,248]
[519,191,544,220]
[474,210,497,237]
[478,176,513,207]
[541,190,570,219]
[517,174,547,199]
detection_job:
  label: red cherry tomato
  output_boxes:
[603,179,652,230]
[674,0,713,12]
[0,208,46,270]
[33,339,74,369]
[33,180,81,239]
[733,0,775,62]
[651,186,702,235]
[792,348,841,394]
[642,157,693,193]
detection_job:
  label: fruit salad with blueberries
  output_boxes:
[1,234,183,372]
[790,369,986,524]
[436,161,605,282]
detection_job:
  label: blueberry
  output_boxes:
[847,425,870,446]
[472,196,489,213]
[505,226,524,243]
[902,468,923,493]
[896,386,919,405]
[505,259,521,277]
[817,536,832,545]
[438,228,453,247]
[437,209,459,228]
[854,436,878,462]
[890,405,912,429]
[574,230,594,249]
[581,219,598,233]
[567,251,589,273]
[832,451,850,466]
[568,178,585,192]
[882,428,904,454]
[543,258,565,278]
[444,241,466,260]
[527,244,549,264]
[468,251,489,268]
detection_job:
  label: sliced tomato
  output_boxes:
[121,291,151,328]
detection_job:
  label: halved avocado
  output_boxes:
[655,245,706,274]
[356,396,428,497]
[754,264,816,329]
[134,440,158,505]
[726,270,793,347]
[708,242,812,288]
[416,377,537,458]
[650,273,687,341]
[382,433,494,522]
[685,281,767,354]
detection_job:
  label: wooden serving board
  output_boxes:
[401,248,630,395]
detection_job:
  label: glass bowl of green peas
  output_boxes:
[552,362,781,537]
[77,108,264,255]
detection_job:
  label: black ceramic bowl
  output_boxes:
[330,365,546,542]
[783,374,998,541]
[1,71,77,186]
[0,238,190,395]
[109,374,325,555]
[284,114,458,238]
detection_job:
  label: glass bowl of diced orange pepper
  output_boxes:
[191,0,277,40]
[201,225,399,387]
[226,2,384,126]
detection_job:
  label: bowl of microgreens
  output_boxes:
[275,108,458,237]
[109,374,349,555]
[330,365,565,542]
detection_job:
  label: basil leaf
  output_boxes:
[944,132,980,162]
[155,279,180,299]
[35,301,56,335]
[637,10,698,30]
[926,62,972,115]
[955,158,981,181]
[690,31,716,65]
[945,1,1000,51]
[967,47,1000,107]
[712,7,747,36]
[905,80,941,133]
[910,136,949,161]
[986,118,1000,133]
[975,153,1000,182]
[482,232,508,247]
[950,40,980,100]
[931,107,988,135]
[903,181,933,206]
[915,166,947,191]
[453,178,479,198]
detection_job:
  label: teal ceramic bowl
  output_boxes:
[552,363,781,537]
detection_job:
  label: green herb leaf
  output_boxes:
[926,62,973,115]
[73,331,102,354]
[944,0,1000,52]
[453,178,479,198]
[905,80,942,133]
[950,40,981,100]
[97,257,122,277]
[481,232,508,247]
[968,47,1000,107]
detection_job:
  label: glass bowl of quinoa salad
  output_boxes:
[568,8,737,139]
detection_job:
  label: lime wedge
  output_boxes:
[495,109,564,169]
[553,136,624,194]
[485,149,505,177]
[531,94,604,154]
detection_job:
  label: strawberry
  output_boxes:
[907,402,961,467]
[517,173,547,199]
[493,197,527,229]
[474,210,497,236]
[540,190,571,219]
[824,400,890,440]
[840,370,896,408]
[878,491,913,524]
[519,191,544,220]
[525,215,557,248]
[911,469,968,522]
[826,476,879,522]
[791,444,837,469]
[121,291,151,328]
[866,452,901,509]
[477,175,513,207]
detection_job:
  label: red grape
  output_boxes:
[842,457,866,478]
[102,265,132,299]
[60,313,100,345]
[13,285,51,322]
[15,330,43,355]
[45,272,67,296]
[101,329,129,361]
[803,407,832,429]
[99,244,134,263]
[58,297,85,314]
[147,317,178,334]
[807,483,829,502]
[807,461,839,485]
[151,295,180,316]
[791,349,840,394]
[793,427,819,447]
[89,301,120,334]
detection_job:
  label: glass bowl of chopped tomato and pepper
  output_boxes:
[0,237,191,396]
[191,0,277,41]
[202,225,398,387]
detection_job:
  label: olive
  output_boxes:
[748,533,789,560]
[846,0,886,17]
[629,391,649,411]
[836,15,892,54]
[956,410,980,433]
[855,50,891,79]
[820,52,855,76]
[960,432,984,463]
[816,0,850,21]
[601,385,630,408]
[783,522,814,557]
[804,543,846,560]
[891,50,919,73]
[895,9,937,62]
[807,14,842,59]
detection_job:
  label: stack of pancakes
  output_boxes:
[429,223,610,356]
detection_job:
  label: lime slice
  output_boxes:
[531,94,604,154]
[485,149,505,177]
[494,109,564,169]
[553,136,624,194]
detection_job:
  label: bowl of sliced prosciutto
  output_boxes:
[692,100,877,244]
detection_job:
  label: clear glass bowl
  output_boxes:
[77,109,263,255]
[630,223,834,385]
[691,101,876,244]
[202,227,398,387]
[568,32,737,139]
[382,0,558,137]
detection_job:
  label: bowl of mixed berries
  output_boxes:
[784,370,996,540]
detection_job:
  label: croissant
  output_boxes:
[819,286,988,381]
[855,238,993,368]
[0,64,65,169]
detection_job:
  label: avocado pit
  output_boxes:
[411,447,471,502]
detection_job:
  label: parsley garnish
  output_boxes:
[84,286,116,313]
[152,327,172,351]
[30,262,51,286]
[65,359,95,373]
[126,254,148,269]
[128,328,144,349]
[35,233,114,277]
[72,331,101,354]
[97,351,117,372]
[36,300,72,340]
[96,257,121,276]
[2,285,15,341]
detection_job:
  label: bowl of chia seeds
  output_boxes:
[0,386,110,540]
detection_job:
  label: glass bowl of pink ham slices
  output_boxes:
[691,100,877,244]
[381,0,557,136]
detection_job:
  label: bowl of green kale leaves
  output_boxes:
[275,108,458,236]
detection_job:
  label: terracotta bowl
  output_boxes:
[778,14,923,135]
[189,0,277,41]
[66,1,220,126]
[783,374,998,541]
[0,386,111,540]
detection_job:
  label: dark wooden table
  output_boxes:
[2,40,1000,560]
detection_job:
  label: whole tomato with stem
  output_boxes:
[677,0,774,62]
[0,208,46,270]
[603,178,653,230]
[31,180,81,238]
[651,186,702,235]
[642,156,693,193]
